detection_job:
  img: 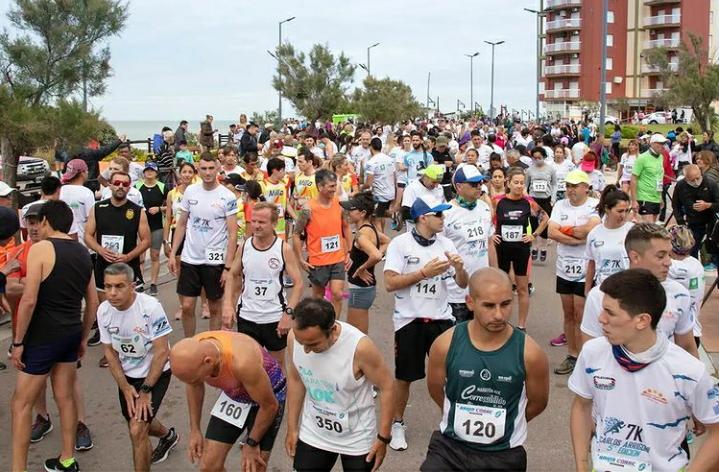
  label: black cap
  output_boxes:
[339,196,374,214]
[224,173,246,191]
[0,206,20,240]
[24,202,45,219]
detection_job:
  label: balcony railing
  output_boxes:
[544,64,581,75]
[544,89,580,99]
[641,62,679,74]
[544,41,582,54]
[643,37,681,49]
[642,88,669,97]
[546,17,582,31]
[643,14,681,27]
[546,0,583,8]
[644,0,681,5]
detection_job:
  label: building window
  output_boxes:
[607,11,614,23]
[605,82,612,94]
[607,34,614,47]
[606,57,613,70]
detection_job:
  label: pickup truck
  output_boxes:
[0,155,51,205]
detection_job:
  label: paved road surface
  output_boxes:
[0,244,679,471]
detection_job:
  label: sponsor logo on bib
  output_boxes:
[593,376,616,390]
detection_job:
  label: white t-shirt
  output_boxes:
[97,293,172,378]
[261,156,295,175]
[19,199,80,236]
[390,147,409,185]
[569,337,719,471]
[476,144,494,170]
[102,162,144,185]
[59,184,96,247]
[401,179,445,209]
[384,232,457,331]
[221,165,243,176]
[442,200,494,303]
[571,142,588,164]
[620,153,637,182]
[581,279,694,341]
[585,222,633,285]
[587,169,605,193]
[553,160,576,195]
[179,183,239,265]
[100,186,144,208]
[365,153,396,202]
[669,257,705,337]
[549,197,600,282]
[350,146,371,173]
[309,146,324,160]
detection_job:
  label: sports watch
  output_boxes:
[246,437,260,447]
[139,384,153,394]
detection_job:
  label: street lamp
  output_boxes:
[484,40,505,119]
[367,42,380,77]
[464,52,479,113]
[277,16,296,125]
[524,7,546,121]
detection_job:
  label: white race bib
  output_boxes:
[415,279,440,299]
[465,223,485,242]
[110,333,146,358]
[321,235,341,253]
[101,235,124,254]
[532,180,549,193]
[210,392,252,429]
[205,247,225,264]
[248,279,274,300]
[557,180,566,192]
[592,450,652,472]
[453,403,506,445]
[655,180,663,192]
[501,225,523,242]
[561,256,585,280]
[308,401,349,436]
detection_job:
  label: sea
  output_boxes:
[109,120,237,142]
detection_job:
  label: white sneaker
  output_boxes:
[389,421,407,451]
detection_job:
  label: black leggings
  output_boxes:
[293,439,375,472]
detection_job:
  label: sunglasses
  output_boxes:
[464,181,481,188]
[112,180,131,188]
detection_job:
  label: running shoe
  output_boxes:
[540,250,547,262]
[31,414,53,443]
[531,249,538,261]
[550,333,567,347]
[283,276,294,288]
[554,355,577,375]
[87,329,101,347]
[98,355,109,368]
[75,422,93,451]
[528,283,535,296]
[201,302,210,319]
[44,457,79,472]
[389,420,408,451]
[151,427,179,464]
[0,361,6,370]
[148,284,158,296]
[174,309,182,321]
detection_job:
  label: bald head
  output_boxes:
[469,267,513,298]
[684,164,701,183]
[170,337,209,383]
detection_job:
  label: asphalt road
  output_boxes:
[0,247,616,471]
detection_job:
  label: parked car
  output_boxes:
[641,111,671,125]
[0,155,51,205]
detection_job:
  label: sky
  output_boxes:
[0,0,543,121]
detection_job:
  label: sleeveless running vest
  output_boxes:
[94,198,143,274]
[197,330,286,403]
[238,236,286,323]
[440,323,528,452]
[294,322,376,455]
[306,198,345,266]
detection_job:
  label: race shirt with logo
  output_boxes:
[440,324,527,451]
[294,172,318,205]
[384,232,457,331]
[349,146,371,175]
[294,322,376,456]
[400,179,446,231]
[364,152,396,202]
[620,153,637,183]
[553,159,576,198]
[549,197,600,282]
[97,293,172,378]
[569,337,719,471]
[390,147,409,185]
[261,177,289,236]
[581,279,694,342]
[442,200,494,303]
[403,149,430,181]
[585,222,634,285]
[179,183,238,266]
[60,184,96,247]
[669,257,705,337]
[494,195,540,246]
[238,236,286,324]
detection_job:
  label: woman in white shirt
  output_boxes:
[617,139,639,196]
[584,185,633,295]
[668,225,705,343]
[671,131,693,175]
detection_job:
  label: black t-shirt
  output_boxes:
[136,182,168,231]
[495,195,535,246]
[431,149,453,184]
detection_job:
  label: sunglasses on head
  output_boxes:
[112,180,131,188]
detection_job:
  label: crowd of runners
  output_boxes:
[2,114,719,471]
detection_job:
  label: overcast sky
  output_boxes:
[1,0,542,121]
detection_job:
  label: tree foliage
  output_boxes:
[645,34,719,133]
[351,76,423,124]
[272,43,355,122]
[250,109,279,127]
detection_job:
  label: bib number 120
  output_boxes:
[462,419,496,439]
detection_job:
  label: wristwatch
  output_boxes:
[139,384,153,394]
[284,307,294,316]
[246,437,259,447]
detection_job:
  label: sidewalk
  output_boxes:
[698,271,719,373]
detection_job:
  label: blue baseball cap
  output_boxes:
[453,165,485,184]
[143,161,159,173]
[411,195,452,220]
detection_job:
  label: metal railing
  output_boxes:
[544,41,582,54]
[641,62,679,73]
[544,89,580,99]
[546,17,582,31]
[544,63,581,75]
[643,14,681,27]
[546,0,582,8]
[643,37,680,49]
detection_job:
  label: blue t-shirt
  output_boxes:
[404,150,430,181]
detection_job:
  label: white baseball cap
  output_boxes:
[0,181,16,197]
[650,133,668,144]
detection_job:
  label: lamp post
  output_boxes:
[484,40,505,120]
[598,0,609,137]
[464,52,479,113]
[367,42,380,77]
[277,16,296,124]
[524,7,546,121]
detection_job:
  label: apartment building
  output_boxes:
[540,0,719,118]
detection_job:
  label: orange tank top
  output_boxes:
[306,197,346,266]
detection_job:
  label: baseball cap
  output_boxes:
[0,206,20,240]
[453,166,485,184]
[564,169,590,185]
[272,139,284,149]
[411,195,452,220]
[458,133,471,147]
[23,202,45,219]
[580,151,597,172]
[418,164,445,181]
[339,195,374,213]
[61,159,88,183]
[650,133,668,144]
[224,173,246,191]
[0,181,16,197]
[143,161,159,173]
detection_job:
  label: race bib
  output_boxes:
[101,235,124,254]
[532,180,549,193]
[415,279,440,299]
[656,180,663,192]
[561,256,585,280]
[321,235,341,253]
[592,450,652,472]
[110,333,146,358]
[248,279,273,300]
[309,401,349,436]
[205,247,225,264]
[453,403,506,445]
[557,180,566,191]
[210,392,252,429]
[465,223,485,242]
[501,225,523,242]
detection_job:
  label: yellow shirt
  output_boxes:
[167,187,184,229]
[261,177,289,236]
[294,172,318,203]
